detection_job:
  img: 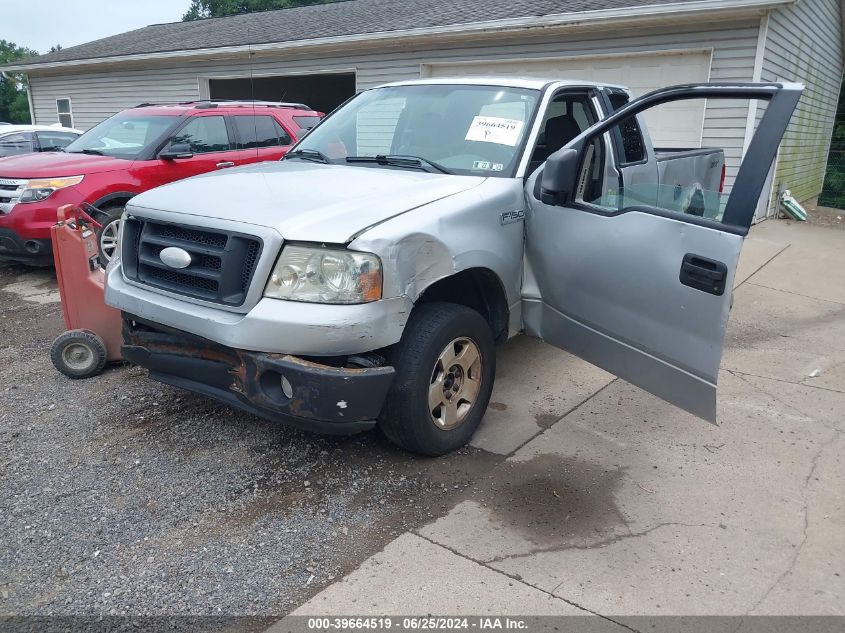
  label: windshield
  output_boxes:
[64,112,177,160]
[293,84,540,177]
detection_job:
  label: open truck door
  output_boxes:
[522,83,802,422]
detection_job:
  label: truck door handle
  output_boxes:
[679,253,728,296]
[216,161,235,169]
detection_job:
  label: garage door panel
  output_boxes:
[425,51,711,147]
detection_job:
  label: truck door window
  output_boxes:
[607,90,646,164]
[578,96,754,225]
[528,92,596,174]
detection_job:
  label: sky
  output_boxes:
[2,0,191,54]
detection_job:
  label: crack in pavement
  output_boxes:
[746,428,843,614]
[412,532,643,633]
[727,370,845,431]
[734,243,790,290]
[483,521,726,566]
[745,281,845,307]
[725,368,845,396]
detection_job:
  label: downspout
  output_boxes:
[25,73,35,124]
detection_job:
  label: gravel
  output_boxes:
[0,262,498,616]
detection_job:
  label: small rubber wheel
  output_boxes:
[50,330,108,379]
[379,302,496,456]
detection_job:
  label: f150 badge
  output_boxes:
[500,210,525,225]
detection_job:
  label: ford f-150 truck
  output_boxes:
[104,78,801,455]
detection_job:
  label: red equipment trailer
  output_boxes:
[49,204,123,378]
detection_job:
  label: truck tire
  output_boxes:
[379,302,496,456]
[50,329,108,379]
[95,204,125,267]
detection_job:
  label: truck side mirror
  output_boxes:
[540,148,580,205]
[160,143,194,160]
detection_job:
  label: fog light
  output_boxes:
[280,375,293,399]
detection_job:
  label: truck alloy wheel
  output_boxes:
[379,302,496,456]
[428,337,483,430]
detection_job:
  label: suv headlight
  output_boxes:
[264,244,382,304]
[18,175,84,203]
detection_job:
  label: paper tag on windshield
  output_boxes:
[465,116,524,146]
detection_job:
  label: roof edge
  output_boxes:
[3,0,794,72]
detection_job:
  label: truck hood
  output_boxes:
[128,161,486,243]
[0,151,131,177]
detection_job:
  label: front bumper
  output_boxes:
[0,229,52,264]
[122,316,396,434]
[106,260,412,356]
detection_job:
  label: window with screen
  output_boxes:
[56,98,73,128]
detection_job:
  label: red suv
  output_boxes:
[0,101,321,265]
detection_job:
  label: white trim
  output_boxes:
[742,12,770,156]
[699,47,715,147]
[4,0,794,73]
[55,96,73,128]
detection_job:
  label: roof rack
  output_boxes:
[134,99,313,111]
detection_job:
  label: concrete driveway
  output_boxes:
[291,219,845,619]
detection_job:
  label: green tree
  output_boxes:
[0,40,37,124]
[183,0,333,20]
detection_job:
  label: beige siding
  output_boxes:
[761,0,844,204]
[27,20,760,178]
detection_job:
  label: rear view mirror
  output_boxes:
[160,143,193,160]
[540,148,580,205]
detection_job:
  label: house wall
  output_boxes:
[761,0,844,204]
[26,19,761,189]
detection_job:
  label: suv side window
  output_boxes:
[607,91,645,164]
[171,115,231,153]
[36,131,78,151]
[0,132,35,157]
[233,115,291,149]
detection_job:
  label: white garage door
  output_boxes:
[424,51,712,148]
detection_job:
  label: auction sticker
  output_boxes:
[465,116,524,146]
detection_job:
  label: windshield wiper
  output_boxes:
[69,148,105,156]
[283,148,332,164]
[346,154,451,174]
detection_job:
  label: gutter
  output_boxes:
[2,0,795,73]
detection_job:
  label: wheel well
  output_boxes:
[89,193,134,219]
[416,268,510,343]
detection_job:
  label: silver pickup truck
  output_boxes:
[104,78,801,455]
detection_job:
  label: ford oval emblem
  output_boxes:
[159,246,193,269]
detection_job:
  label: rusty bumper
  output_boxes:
[121,315,395,434]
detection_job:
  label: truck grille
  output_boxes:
[121,218,263,306]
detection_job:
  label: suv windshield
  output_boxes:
[293,84,540,177]
[64,112,176,160]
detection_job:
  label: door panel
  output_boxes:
[522,202,742,421]
[523,83,802,422]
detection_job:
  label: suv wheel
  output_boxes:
[379,302,496,456]
[95,204,124,267]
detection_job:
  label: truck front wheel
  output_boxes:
[379,302,496,456]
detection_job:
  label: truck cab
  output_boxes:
[104,78,802,455]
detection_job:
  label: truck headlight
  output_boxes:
[18,175,84,203]
[264,245,382,304]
